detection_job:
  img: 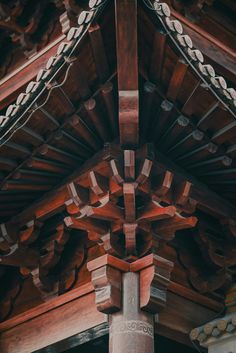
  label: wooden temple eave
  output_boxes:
[0,0,236,352]
[0,1,234,113]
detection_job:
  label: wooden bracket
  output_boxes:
[123,223,138,256]
[89,254,173,315]
[131,254,174,313]
[19,219,43,245]
[87,254,129,314]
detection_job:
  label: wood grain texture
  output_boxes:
[115,0,139,147]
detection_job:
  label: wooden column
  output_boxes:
[88,254,173,353]
[110,272,154,353]
[115,0,139,148]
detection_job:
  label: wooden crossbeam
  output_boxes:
[84,98,109,142]
[0,280,222,353]
[38,144,83,166]
[197,102,219,131]
[212,121,236,145]
[157,115,190,151]
[115,0,139,147]
[69,114,100,151]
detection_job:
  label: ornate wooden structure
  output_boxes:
[0,0,235,352]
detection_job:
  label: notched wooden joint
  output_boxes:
[90,266,121,314]
[131,253,174,313]
[87,254,129,314]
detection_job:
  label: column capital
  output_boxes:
[88,254,174,315]
[87,254,129,314]
[131,254,174,313]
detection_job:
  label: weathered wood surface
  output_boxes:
[0,284,106,353]
[0,36,65,110]
[115,0,139,147]
[0,281,220,353]
[171,9,236,82]
[0,3,235,352]
[7,144,236,232]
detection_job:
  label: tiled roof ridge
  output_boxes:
[190,311,236,344]
[0,0,108,143]
[144,0,236,116]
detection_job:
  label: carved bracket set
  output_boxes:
[64,143,197,261]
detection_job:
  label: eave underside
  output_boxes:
[0,0,236,350]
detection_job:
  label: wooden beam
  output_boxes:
[0,281,221,353]
[141,81,156,138]
[166,59,188,102]
[212,121,236,145]
[176,143,218,165]
[149,30,166,82]
[0,284,107,353]
[101,82,118,137]
[84,98,109,142]
[171,9,236,83]
[115,0,139,147]
[89,23,110,83]
[0,36,65,110]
